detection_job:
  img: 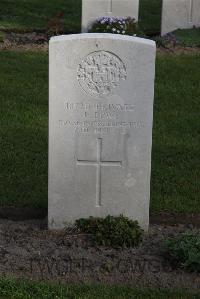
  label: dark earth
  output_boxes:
[1,31,200,54]
[0,216,199,290]
[0,207,200,227]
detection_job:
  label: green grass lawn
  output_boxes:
[0,0,162,34]
[0,50,199,212]
[139,0,162,35]
[0,0,81,33]
[0,278,199,299]
[173,28,200,47]
[152,53,200,213]
[0,51,48,208]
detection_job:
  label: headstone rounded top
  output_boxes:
[50,33,156,47]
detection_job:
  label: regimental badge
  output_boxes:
[77,51,127,97]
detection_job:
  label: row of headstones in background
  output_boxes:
[81,0,200,36]
[161,0,200,36]
[82,0,139,32]
[48,34,156,231]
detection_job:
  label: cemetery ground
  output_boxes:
[0,48,199,294]
[0,0,198,43]
[0,0,200,297]
[0,0,200,47]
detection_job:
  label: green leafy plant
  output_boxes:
[153,36,169,48]
[164,233,200,273]
[89,16,138,36]
[0,31,5,43]
[46,11,65,36]
[153,33,178,48]
[75,215,143,247]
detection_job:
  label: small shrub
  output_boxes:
[154,33,178,48]
[75,215,143,247]
[0,31,5,43]
[89,16,138,36]
[164,233,200,273]
[46,11,65,36]
[153,36,168,48]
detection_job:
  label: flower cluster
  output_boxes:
[89,16,138,36]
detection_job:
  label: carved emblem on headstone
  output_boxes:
[77,51,127,96]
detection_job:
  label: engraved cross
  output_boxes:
[189,0,194,23]
[77,138,122,207]
[108,0,113,14]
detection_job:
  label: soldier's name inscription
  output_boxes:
[64,101,135,118]
[65,102,135,111]
[59,101,144,133]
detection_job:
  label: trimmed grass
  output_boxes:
[0,51,199,212]
[0,278,199,299]
[0,51,48,208]
[174,28,200,47]
[0,0,81,33]
[152,54,200,213]
[0,0,162,35]
[139,0,162,35]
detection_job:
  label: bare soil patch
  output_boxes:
[0,40,48,52]
[0,218,199,290]
[0,208,199,227]
[157,46,200,55]
[0,32,200,54]
[0,32,49,52]
[151,212,200,228]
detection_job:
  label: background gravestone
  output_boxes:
[48,33,156,231]
[82,0,139,32]
[161,0,200,36]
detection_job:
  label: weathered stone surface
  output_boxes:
[82,0,139,32]
[161,0,200,36]
[48,33,156,231]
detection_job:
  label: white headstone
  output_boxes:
[82,0,139,32]
[48,33,156,231]
[161,0,200,36]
